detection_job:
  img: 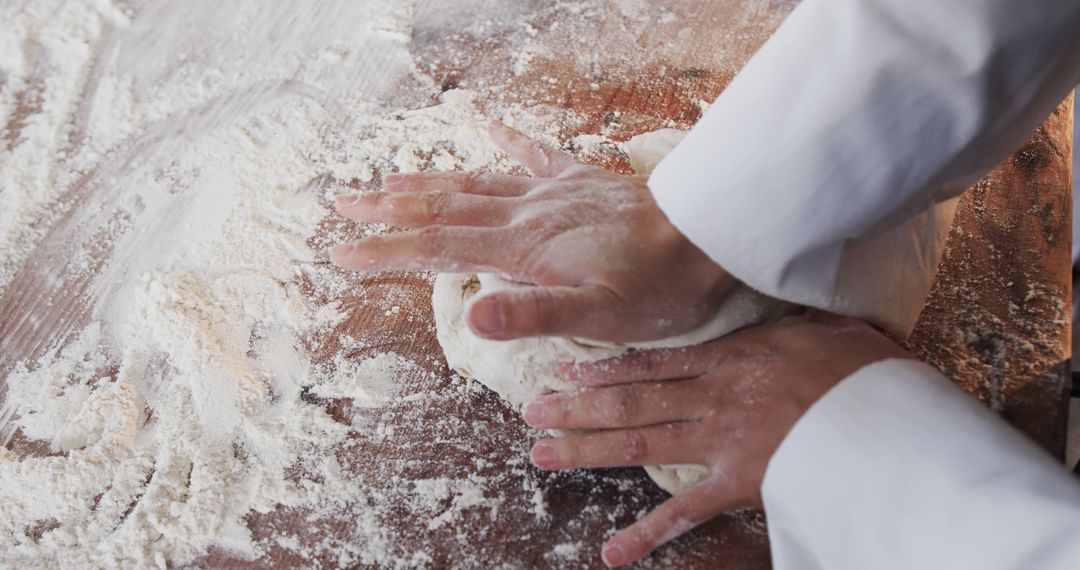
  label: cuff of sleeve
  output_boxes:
[760,358,1080,570]
[648,167,957,339]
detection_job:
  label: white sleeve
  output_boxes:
[763,359,1080,570]
[648,0,1080,337]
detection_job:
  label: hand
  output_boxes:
[330,121,733,343]
[521,313,912,567]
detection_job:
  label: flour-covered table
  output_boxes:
[0,1,1071,568]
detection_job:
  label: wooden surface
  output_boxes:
[909,94,1075,458]
[1,1,1073,568]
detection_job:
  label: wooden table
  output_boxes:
[2,1,1073,568]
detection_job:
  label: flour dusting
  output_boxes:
[0,1,519,566]
[0,0,770,567]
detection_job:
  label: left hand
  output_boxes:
[329,121,734,344]
[521,313,912,567]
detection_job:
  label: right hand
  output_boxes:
[523,313,913,566]
[330,121,734,343]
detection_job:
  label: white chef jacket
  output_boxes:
[648,0,1080,568]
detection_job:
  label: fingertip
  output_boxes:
[328,243,357,267]
[330,242,355,257]
[333,193,379,222]
[601,540,629,567]
[334,194,360,208]
[486,120,518,149]
[561,358,619,386]
[530,440,558,470]
[467,296,507,338]
[329,240,386,271]
[522,399,546,427]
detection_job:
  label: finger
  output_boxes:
[330,226,524,275]
[530,423,702,471]
[382,171,537,197]
[601,478,739,567]
[334,191,513,228]
[487,120,576,178]
[562,341,733,387]
[803,310,884,339]
[522,379,708,430]
[467,285,620,341]
[803,308,859,326]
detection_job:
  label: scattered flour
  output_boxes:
[0,1,541,567]
[0,1,766,567]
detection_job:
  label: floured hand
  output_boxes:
[522,313,912,567]
[330,121,733,343]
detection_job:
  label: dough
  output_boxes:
[432,129,791,494]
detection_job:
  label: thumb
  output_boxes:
[466,285,618,341]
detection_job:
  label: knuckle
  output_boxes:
[515,246,549,280]
[421,192,449,221]
[526,179,557,198]
[648,349,669,372]
[635,350,666,377]
[362,191,387,210]
[645,506,680,541]
[619,430,649,462]
[546,397,567,424]
[527,140,548,157]
[555,163,589,180]
[462,171,484,193]
[609,390,639,424]
[414,226,444,255]
[512,215,548,235]
[523,290,552,332]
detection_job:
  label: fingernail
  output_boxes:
[602,542,627,567]
[523,400,546,427]
[383,174,404,186]
[470,298,506,335]
[488,119,504,129]
[329,243,355,259]
[334,194,360,207]
[531,442,557,470]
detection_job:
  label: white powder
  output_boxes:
[0,1,542,566]
[412,477,497,530]
[0,1,123,285]
[0,1,752,567]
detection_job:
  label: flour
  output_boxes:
[0,1,760,566]
[0,1,548,566]
[0,86,507,564]
[0,1,121,287]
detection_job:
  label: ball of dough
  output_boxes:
[431,129,792,494]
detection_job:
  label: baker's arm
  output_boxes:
[765,358,1080,570]
[650,0,1080,337]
